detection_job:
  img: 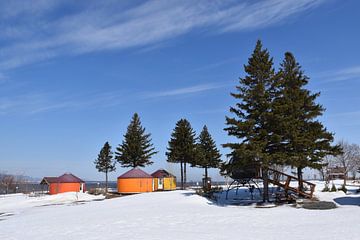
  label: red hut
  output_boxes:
[41,173,85,195]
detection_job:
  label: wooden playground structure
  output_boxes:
[226,166,316,201]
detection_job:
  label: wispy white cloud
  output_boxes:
[330,110,360,117]
[0,91,127,115]
[330,66,360,81]
[0,81,230,115]
[316,65,360,83]
[194,108,227,115]
[0,0,325,71]
[327,110,360,127]
[192,57,240,72]
[145,82,230,98]
[218,0,325,32]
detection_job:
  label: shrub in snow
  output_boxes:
[322,185,330,192]
[338,184,347,193]
[196,187,222,201]
[330,183,337,192]
[87,188,106,195]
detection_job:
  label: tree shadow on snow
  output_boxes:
[334,196,360,206]
[0,212,14,221]
[181,192,197,197]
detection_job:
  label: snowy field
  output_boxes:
[0,181,359,240]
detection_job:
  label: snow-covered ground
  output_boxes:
[0,182,359,240]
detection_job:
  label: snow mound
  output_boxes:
[0,192,104,213]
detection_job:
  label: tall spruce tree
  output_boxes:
[195,125,222,190]
[94,141,116,193]
[166,119,197,189]
[115,113,157,168]
[223,40,281,202]
[273,52,341,190]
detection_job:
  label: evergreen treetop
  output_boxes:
[274,52,341,170]
[166,119,197,164]
[94,141,116,173]
[94,141,116,193]
[166,118,197,189]
[195,125,222,169]
[116,113,157,168]
[223,40,281,169]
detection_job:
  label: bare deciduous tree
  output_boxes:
[335,140,360,185]
[318,155,336,181]
[0,174,15,194]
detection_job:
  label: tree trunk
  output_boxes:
[204,167,208,190]
[184,162,187,189]
[343,172,347,186]
[318,169,325,181]
[105,170,108,194]
[297,167,304,192]
[262,167,269,202]
[205,167,208,182]
[180,161,184,190]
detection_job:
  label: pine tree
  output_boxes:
[223,40,281,202]
[94,141,116,193]
[115,113,157,168]
[166,119,197,189]
[273,52,341,190]
[195,125,222,190]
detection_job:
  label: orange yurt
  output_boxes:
[117,168,153,194]
[41,173,85,195]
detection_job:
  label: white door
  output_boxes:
[158,178,164,190]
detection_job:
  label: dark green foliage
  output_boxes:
[166,119,197,189]
[338,184,347,193]
[116,113,157,168]
[330,183,337,192]
[223,41,341,201]
[194,125,222,189]
[196,186,222,200]
[273,52,341,189]
[223,40,280,202]
[94,141,116,193]
[322,185,330,192]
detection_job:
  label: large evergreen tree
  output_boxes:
[194,125,222,190]
[116,113,157,168]
[274,52,341,190]
[94,141,116,193]
[223,40,281,202]
[166,119,197,189]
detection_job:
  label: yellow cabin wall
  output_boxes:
[163,177,176,190]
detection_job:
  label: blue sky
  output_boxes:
[1,0,359,181]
